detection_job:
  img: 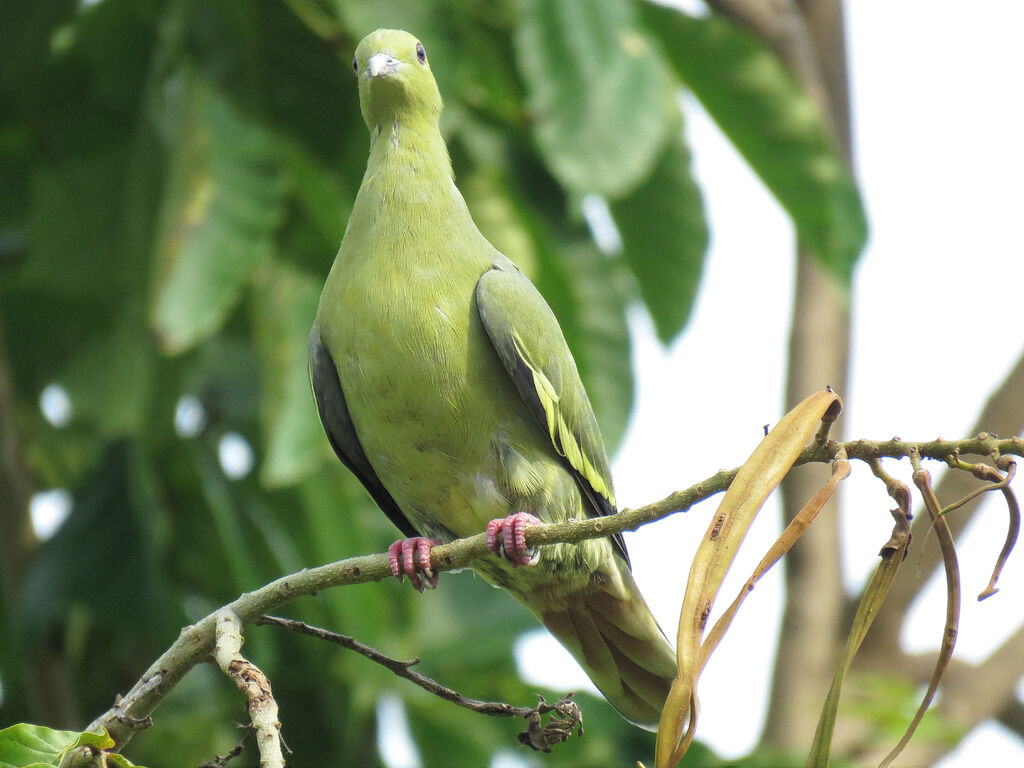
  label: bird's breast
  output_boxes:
[333,261,516,537]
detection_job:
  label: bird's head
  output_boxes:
[354,29,442,131]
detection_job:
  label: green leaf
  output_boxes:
[58,312,154,436]
[0,724,141,768]
[515,0,674,198]
[150,75,286,354]
[277,140,350,251]
[611,126,708,343]
[332,0,438,46]
[0,1,76,94]
[252,262,324,486]
[639,3,868,281]
[20,442,174,643]
[461,166,539,281]
[22,146,138,301]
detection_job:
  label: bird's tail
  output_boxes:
[538,569,676,730]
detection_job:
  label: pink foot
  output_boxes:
[486,512,542,567]
[387,537,442,592]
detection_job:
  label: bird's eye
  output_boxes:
[415,42,427,64]
[352,57,358,74]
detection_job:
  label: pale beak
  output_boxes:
[367,52,398,78]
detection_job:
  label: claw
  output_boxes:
[387,537,442,592]
[486,512,542,567]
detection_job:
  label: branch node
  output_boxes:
[214,609,284,768]
[517,693,583,752]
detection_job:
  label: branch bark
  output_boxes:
[213,610,284,768]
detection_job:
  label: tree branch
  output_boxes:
[256,615,532,717]
[213,610,284,768]
[865,348,1024,654]
[86,435,1024,752]
[198,728,252,768]
[997,698,1024,742]
[256,615,583,752]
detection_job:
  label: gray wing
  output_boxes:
[308,325,419,538]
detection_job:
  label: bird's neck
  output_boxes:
[341,113,479,274]
[368,114,453,182]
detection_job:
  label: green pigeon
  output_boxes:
[309,28,675,729]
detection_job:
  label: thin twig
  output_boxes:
[940,457,1014,516]
[921,458,1018,600]
[878,450,961,768]
[198,726,252,768]
[258,616,582,753]
[979,459,1020,600]
[257,615,534,718]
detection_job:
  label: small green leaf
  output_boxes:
[611,126,708,343]
[516,0,673,198]
[0,724,142,768]
[150,75,286,354]
[252,261,324,486]
[640,3,868,282]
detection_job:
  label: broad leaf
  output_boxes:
[516,0,674,198]
[0,724,141,768]
[640,3,867,282]
[611,126,708,343]
[150,76,286,353]
[19,442,173,643]
[58,312,154,436]
[252,261,324,486]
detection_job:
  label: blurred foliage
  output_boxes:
[0,0,865,765]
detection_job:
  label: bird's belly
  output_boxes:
[332,272,606,603]
[337,282,520,538]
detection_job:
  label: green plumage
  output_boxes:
[310,28,675,728]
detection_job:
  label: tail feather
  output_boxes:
[603,640,677,715]
[542,609,619,689]
[538,572,676,730]
[590,610,674,677]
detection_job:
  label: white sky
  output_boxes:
[522,1,1024,765]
